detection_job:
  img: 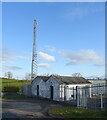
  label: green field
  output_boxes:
[0,78,31,93]
[49,106,106,118]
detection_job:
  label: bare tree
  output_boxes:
[25,73,31,80]
[42,73,59,76]
[96,77,100,80]
[5,72,13,79]
[42,73,50,76]
[72,73,82,77]
[51,74,59,76]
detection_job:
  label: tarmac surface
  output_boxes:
[2,97,68,119]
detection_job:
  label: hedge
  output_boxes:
[2,86,20,93]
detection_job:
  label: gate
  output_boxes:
[61,83,107,109]
[77,86,90,108]
[76,84,107,109]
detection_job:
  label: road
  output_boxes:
[2,97,68,119]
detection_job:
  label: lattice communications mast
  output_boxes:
[31,19,38,80]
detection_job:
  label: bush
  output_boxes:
[2,93,27,99]
[2,86,20,93]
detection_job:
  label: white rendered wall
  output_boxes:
[59,84,92,101]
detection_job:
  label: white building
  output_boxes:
[31,75,91,101]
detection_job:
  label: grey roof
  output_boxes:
[36,75,91,85]
[36,76,50,82]
[52,75,91,85]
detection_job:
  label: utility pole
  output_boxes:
[31,19,38,80]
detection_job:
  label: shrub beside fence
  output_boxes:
[2,86,20,93]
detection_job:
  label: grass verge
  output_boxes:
[49,106,107,118]
[0,78,31,92]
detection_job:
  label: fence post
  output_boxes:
[84,86,88,109]
[89,85,92,98]
[73,87,74,100]
[76,86,80,108]
[60,85,63,101]
[64,85,66,101]
[76,86,77,100]
[101,93,103,109]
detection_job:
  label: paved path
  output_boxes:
[2,98,68,118]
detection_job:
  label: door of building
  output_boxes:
[50,86,53,100]
[37,85,39,96]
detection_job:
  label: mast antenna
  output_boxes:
[31,19,38,80]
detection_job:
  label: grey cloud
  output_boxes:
[62,3,104,21]
[41,45,104,66]
[38,63,50,68]
[44,46,57,52]
[0,47,29,64]
[94,62,106,67]
[38,51,56,62]
[3,65,22,70]
[60,49,101,65]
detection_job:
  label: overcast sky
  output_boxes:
[2,2,105,79]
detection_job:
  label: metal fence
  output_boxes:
[61,83,107,110]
